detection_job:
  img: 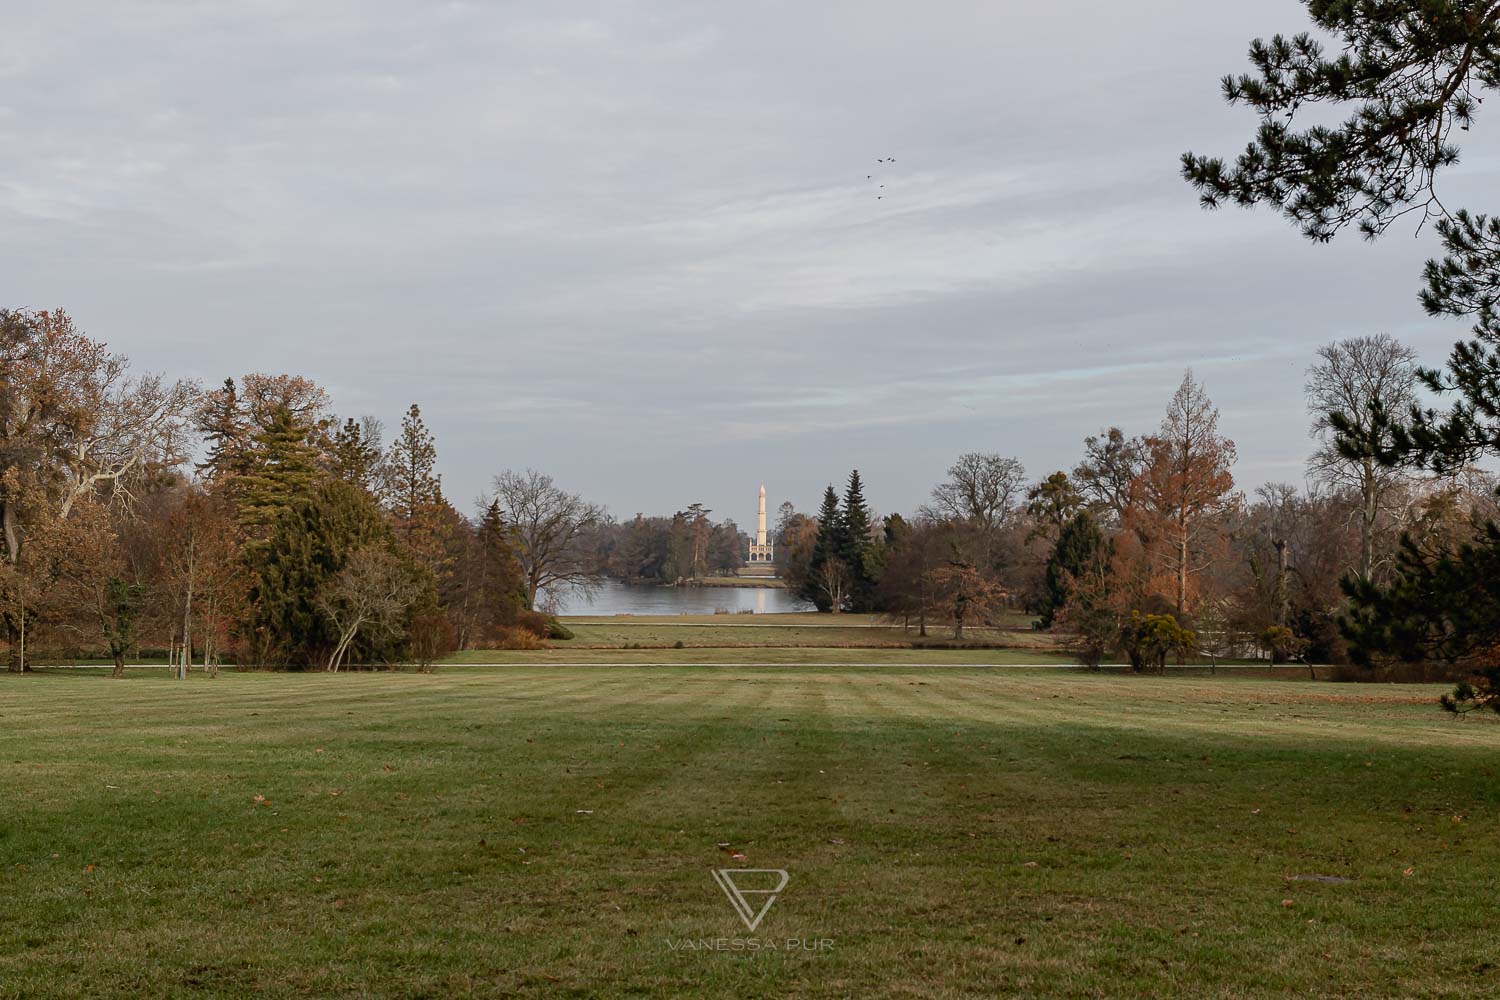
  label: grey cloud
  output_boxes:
[3,0,1497,526]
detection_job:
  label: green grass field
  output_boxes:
[538,612,1057,655]
[4,665,1498,997]
[443,646,1075,665]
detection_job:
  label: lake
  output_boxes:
[540,579,813,616]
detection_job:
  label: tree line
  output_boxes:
[0,309,610,673]
[590,506,745,584]
[765,347,1500,700]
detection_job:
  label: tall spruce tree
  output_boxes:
[840,469,877,612]
[1184,1,1500,708]
[803,485,844,612]
[196,377,249,481]
[237,405,320,537]
[331,417,383,495]
[383,403,444,566]
[475,499,526,626]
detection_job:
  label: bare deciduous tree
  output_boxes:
[815,556,852,614]
[44,499,151,679]
[491,469,606,609]
[1305,334,1420,581]
[0,309,196,671]
[931,558,1008,639]
[1073,427,1147,524]
[156,489,243,678]
[316,546,423,672]
[923,453,1026,532]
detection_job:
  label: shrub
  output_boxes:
[547,619,575,640]
[408,609,456,673]
[673,640,685,649]
[1259,625,1307,665]
[495,627,549,651]
[1120,612,1197,674]
[516,610,552,638]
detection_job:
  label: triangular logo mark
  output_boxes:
[712,868,788,931]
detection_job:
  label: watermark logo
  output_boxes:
[711,868,788,932]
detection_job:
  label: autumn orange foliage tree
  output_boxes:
[1121,372,1238,617]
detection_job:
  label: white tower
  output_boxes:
[756,484,768,546]
[748,484,774,565]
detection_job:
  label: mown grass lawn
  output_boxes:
[442,646,1073,665]
[2,666,1498,998]
[547,621,1057,652]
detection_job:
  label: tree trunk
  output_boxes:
[111,649,125,679]
[1177,529,1189,614]
[3,502,21,673]
[16,596,26,674]
[1274,539,1289,626]
[6,618,22,673]
[328,623,361,672]
[180,535,195,680]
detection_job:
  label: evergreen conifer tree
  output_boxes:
[331,417,383,495]
[476,499,527,628]
[196,377,249,481]
[383,404,446,573]
[237,405,320,537]
[840,469,877,612]
[247,478,396,666]
[803,485,844,611]
[1041,511,1107,628]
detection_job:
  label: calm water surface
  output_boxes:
[542,579,812,615]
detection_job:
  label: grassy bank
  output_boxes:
[3,667,1497,997]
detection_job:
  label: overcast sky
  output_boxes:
[5,1,1499,528]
